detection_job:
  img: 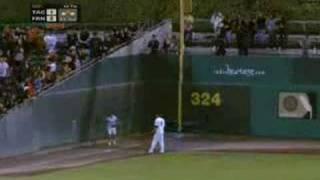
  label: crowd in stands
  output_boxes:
[182,12,288,56]
[210,12,288,56]
[148,34,178,54]
[0,24,140,115]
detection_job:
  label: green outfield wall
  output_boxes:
[2,54,320,157]
[189,55,320,138]
[71,54,320,139]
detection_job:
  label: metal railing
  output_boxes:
[193,18,320,35]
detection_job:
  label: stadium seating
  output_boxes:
[0,24,140,116]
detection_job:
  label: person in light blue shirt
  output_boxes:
[105,114,119,146]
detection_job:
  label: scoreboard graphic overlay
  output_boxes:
[31,4,80,23]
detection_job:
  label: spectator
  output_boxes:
[46,54,57,84]
[118,30,127,43]
[44,32,58,53]
[74,56,82,71]
[89,32,103,58]
[79,30,90,45]
[128,23,138,33]
[24,77,36,98]
[67,32,78,47]
[222,17,233,47]
[12,50,26,83]
[254,14,268,47]
[256,14,267,31]
[0,23,140,116]
[267,15,278,49]
[162,35,178,54]
[125,26,134,38]
[237,21,250,56]
[255,29,269,48]
[14,47,24,65]
[33,75,43,94]
[162,36,171,53]
[148,34,160,54]
[78,47,90,63]
[1,91,12,110]
[47,55,57,73]
[248,19,256,47]
[110,29,118,45]
[68,46,77,57]
[277,16,287,50]
[184,23,193,45]
[215,33,226,56]
[0,57,9,83]
[115,29,122,44]
[103,34,112,54]
[27,26,45,53]
[62,55,74,74]
[62,62,72,75]
[14,80,27,103]
[300,34,311,58]
[0,102,7,115]
[210,12,224,37]
[184,14,194,45]
[170,35,179,53]
[122,28,130,42]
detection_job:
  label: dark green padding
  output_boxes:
[4,54,320,157]
[37,55,320,142]
[190,55,320,139]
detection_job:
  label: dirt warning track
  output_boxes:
[1,134,320,176]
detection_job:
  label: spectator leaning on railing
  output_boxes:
[184,14,194,45]
[148,34,160,54]
[89,32,103,58]
[210,12,224,37]
[162,35,178,54]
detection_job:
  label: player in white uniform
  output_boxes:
[148,114,166,154]
[105,114,119,146]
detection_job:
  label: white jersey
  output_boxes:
[154,117,165,134]
[106,115,118,129]
[149,116,166,153]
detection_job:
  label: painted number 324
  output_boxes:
[191,92,222,107]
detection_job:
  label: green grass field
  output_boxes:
[3,152,320,180]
